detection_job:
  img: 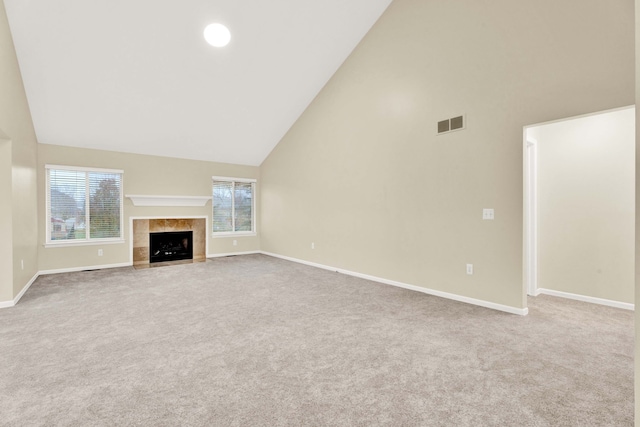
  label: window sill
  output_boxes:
[211,232,257,239]
[44,239,125,248]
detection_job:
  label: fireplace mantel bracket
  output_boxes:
[126,195,211,207]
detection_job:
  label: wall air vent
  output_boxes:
[437,115,465,135]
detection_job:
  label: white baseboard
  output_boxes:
[260,251,528,316]
[38,262,133,276]
[2,253,249,308]
[536,288,634,311]
[0,272,40,308]
[207,250,260,258]
[2,263,133,308]
[3,252,533,317]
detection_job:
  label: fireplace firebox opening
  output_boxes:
[150,231,193,263]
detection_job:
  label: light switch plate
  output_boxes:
[482,208,494,220]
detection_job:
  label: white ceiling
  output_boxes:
[4,0,392,166]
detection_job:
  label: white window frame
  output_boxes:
[211,176,257,237]
[45,164,125,247]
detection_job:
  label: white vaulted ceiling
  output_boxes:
[4,0,392,166]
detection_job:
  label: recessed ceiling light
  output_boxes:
[204,23,231,47]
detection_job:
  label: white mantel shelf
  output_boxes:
[126,195,211,207]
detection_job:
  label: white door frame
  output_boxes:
[523,132,538,297]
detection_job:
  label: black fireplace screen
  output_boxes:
[150,231,193,263]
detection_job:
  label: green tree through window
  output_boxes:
[90,177,121,238]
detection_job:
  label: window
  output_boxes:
[212,176,256,235]
[46,165,124,245]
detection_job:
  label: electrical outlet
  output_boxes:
[98,249,103,256]
[233,240,237,246]
[466,264,473,275]
[311,242,315,249]
[482,208,495,220]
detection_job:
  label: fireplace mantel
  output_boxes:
[126,195,211,207]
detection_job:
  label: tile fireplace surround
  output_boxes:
[132,218,206,266]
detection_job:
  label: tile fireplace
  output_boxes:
[132,218,206,266]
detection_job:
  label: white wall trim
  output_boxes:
[13,272,39,305]
[39,262,132,276]
[0,272,40,308]
[44,239,125,248]
[524,105,635,129]
[1,253,533,316]
[207,250,260,258]
[523,134,538,297]
[126,195,211,207]
[211,176,257,183]
[128,215,211,220]
[45,164,123,174]
[211,232,257,239]
[2,261,134,308]
[260,251,528,316]
[536,288,634,311]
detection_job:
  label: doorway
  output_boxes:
[523,106,635,309]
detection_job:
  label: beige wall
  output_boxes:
[260,0,635,310]
[535,108,635,304]
[635,0,639,423]
[0,0,38,303]
[0,137,13,301]
[38,144,260,272]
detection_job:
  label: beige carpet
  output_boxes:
[0,254,633,426]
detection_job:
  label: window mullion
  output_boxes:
[231,181,236,232]
[46,169,51,241]
[85,172,91,240]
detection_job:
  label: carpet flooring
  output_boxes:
[0,254,633,426]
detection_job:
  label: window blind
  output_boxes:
[212,178,255,234]
[46,166,123,243]
[48,169,87,241]
[213,180,233,232]
[234,182,253,232]
[89,172,122,239]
